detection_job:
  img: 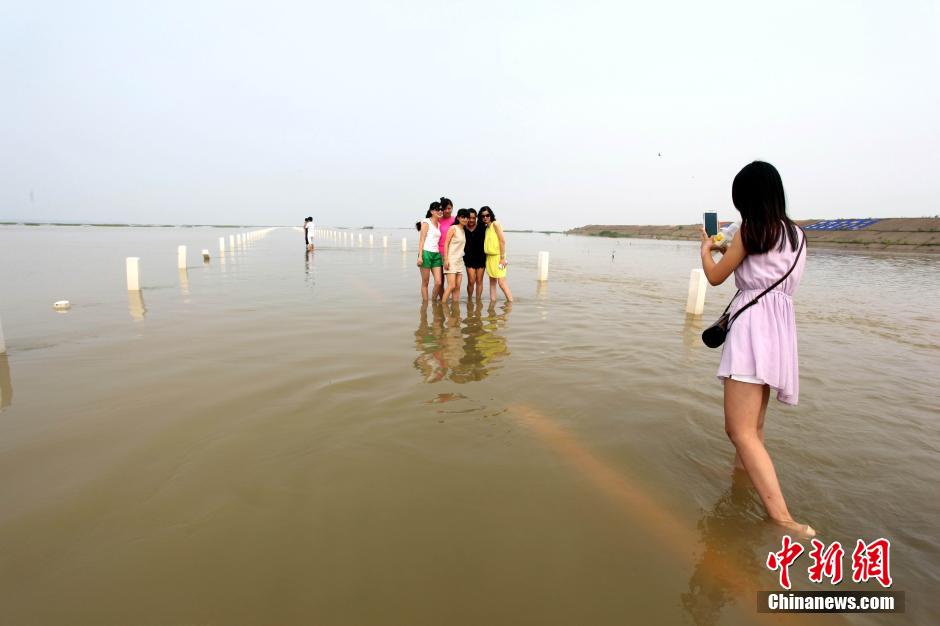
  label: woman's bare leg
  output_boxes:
[489,276,498,301]
[466,268,476,299]
[724,379,814,536]
[474,269,485,298]
[497,277,513,302]
[420,267,431,301]
[735,384,769,470]
[451,274,463,302]
[432,267,443,300]
[442,273,455,302]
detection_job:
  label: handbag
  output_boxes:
[702,227,805,348]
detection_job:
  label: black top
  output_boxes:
[464,225,486,266]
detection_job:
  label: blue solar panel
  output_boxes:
[804,219,880,231]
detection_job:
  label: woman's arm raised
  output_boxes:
[700,226,745,286]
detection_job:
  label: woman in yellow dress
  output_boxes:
[480,206,513,302]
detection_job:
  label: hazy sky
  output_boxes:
[2,0,938,229]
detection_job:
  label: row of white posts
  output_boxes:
[0,239,709,355]
[126,228,276,292]
[312,228,389,249]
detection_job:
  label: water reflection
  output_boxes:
[305,249,315,283]
[681,314,705,361]
[0,354,12,411]
[682,471,766,626]
[128,291,147,321]
[413,301,511,383]
[178,269,190,295]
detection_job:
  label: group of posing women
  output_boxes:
[416,198,513,302]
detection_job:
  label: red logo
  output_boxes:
[851,538,893,588]
[766,535,805,589]
[766,536,893,589]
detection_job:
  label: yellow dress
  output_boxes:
[484,221,507,278]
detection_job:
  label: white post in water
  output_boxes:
[537,251,550,281]
[401,237,407,252]
[369,234,374,247]
[177,245,187,269]
[202,249,210,262]
[229,234,235,249]
[0,315,6,354]
[126,257,141,291]
[383,236,388,248]
[359,233,363,246]
[219,237,225,253]
[686,269,708,315]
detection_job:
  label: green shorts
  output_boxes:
[422,250,443,268]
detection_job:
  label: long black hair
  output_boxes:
[440,197,453,211]
[417,201,442,230]
[732,161,799,254]
[479,206,495,222]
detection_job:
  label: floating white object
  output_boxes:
[126,257,141,291]
[537,251,550,281]
[686,269,708,315]
[383,236,388,248]
[401,237,407,252]
[219,237,225,253]
[229,235,235,248]
[178,245,187,269]
[359,233,363,245]
[369,234,374,247]
[202,249,210,261]
[0,315,6,354]
[54,300,71,310]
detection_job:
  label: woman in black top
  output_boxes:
[463,208,486,299]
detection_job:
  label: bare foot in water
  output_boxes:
[774,519,816,539]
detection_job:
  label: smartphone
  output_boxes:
[703,211,719,237]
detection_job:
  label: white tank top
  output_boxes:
[423,219,441,252]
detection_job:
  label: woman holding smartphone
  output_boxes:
[700,161,812,537]
[480,207,513,302]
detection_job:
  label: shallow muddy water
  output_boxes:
[0,225,937,625]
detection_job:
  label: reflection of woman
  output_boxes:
[413,302,446,383]
[480,207,513,302]
[417,202,444,301]
[413,300,511,384]
[682,473,768,626]
[440,301,466,371]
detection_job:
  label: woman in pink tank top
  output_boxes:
[699,161,813,538]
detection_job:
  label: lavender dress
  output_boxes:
[717,228,807,405]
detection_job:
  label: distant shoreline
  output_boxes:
[0,222,270,228]
[567,217,940,253]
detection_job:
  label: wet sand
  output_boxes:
[0,225,937,625]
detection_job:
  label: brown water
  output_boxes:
[0,225,937,626]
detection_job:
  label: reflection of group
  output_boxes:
[413,300,511,384]
[416,198,513,303]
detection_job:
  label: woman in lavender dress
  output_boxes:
[700,161,813,537]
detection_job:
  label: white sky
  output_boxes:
[2,0,938,229]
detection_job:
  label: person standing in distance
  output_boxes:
[304,216,315,250]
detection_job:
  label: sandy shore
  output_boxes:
[568,217,940,252]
